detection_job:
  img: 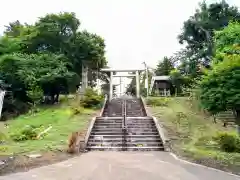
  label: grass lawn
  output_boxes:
[147,97,240,174]
[0,101,97,156]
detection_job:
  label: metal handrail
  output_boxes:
[122,100,126,129]
[122,99,127,151]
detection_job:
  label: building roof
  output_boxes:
[152,76,170,81]
[101,68,145,72]
[149,76,171,94]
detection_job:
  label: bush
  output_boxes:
[71,106,84,116]
[214,132,240,153]
[146,97,170,107]
[0,132,7,143]
[10,125,39,142]
[80,88,103,108]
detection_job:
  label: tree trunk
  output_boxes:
[233,109,240,135]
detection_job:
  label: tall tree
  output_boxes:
[155,56,174,76]
[178,0,240,73]
[200,22,240,134]
[0,12,108,119]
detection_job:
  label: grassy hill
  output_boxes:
[147,97,240,175]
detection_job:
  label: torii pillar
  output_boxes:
[109,71,113,100]
[101,68,144,100]
[136,70,140,99]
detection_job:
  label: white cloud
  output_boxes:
[0,0,239,70]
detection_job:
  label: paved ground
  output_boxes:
[0,151,239,180]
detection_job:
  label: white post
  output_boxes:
[80,65,88,95]
[109,71,113,100]
[143,62,149,97]
[146,67,149,97]
[85,66,88,89]
[0,90,5,119]
[136,70,140,98]
[120,76,122,97]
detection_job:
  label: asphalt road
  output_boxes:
[0,151,239,180]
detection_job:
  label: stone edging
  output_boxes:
[100,95,108,117]
[140,96,150,116]
[81,96,108,152]
[152,116,170,151]
[140,97,170,151]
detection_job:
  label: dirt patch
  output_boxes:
[0,150,81,176]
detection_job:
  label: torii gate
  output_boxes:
[101,68,145,100]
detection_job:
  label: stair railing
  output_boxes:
[122,99,127,151]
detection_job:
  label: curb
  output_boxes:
[169,152,240,178]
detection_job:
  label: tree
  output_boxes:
[4,20,26,37]
[0,12,108,119]
[200,55,240,134]
[126,76,136,95]
[170,69,184,96]
[140,69,153,96]
[155,57,174,76]
[213,21,240,63]
[178,1,240,75]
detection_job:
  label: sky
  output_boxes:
[0,0,239,71]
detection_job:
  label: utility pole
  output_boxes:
[143,62,149,97]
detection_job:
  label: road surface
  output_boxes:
[0,151,239,180]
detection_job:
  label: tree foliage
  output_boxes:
[177,0,240,77]
[200,55,240,121]
[199,21,240,132]
[0,12,107,119]
[214,21,240,63]
[155,57,174,76]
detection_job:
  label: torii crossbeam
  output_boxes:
[101,68,145,100]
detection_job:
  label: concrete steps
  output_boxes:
[86,146,164,151]
[86,97,164,151]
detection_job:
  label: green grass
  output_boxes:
[0,102,97,155]
[148,97,240,173]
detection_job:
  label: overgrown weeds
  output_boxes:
[149,97,240,174]
[146,97,171,107]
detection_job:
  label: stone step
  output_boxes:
[91,130,158,134]
[86,146,164,151]
[95,122,154,125]
[93,124,157,128]
[88,138,162,142]
[91,132,159,135]
[95,121,122,124]
[93,127,157,130]
[87,142,163,146]
[94,123,155,127]
[90,135,160,138]
[92,128,158,132]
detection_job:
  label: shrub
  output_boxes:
[214,132,240,153]
[80,88,103,108]
[0,132,7,143]
[146,97,170,107]
[194,136,218,149]
[71,106,84,116]
[10,125,39,142]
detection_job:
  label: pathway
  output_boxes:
[0,151,239,180]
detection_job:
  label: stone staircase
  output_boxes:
[86,97,164,151]
[102,98,123,117]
